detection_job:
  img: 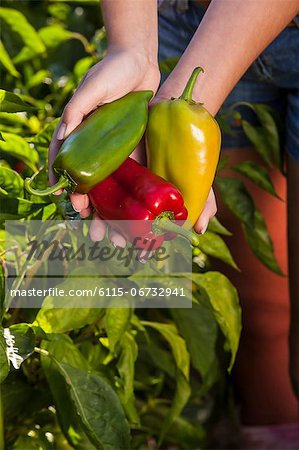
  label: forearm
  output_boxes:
[101,0,158,63]
[159,0,299,115]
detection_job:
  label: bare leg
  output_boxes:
[215,148,298,425]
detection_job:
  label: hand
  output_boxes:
[48,48,160,208]
[194,188,217,234]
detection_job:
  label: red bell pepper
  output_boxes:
[88,158,198,250]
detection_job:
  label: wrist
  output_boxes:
[107,46,160,93]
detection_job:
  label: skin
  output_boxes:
[48,0,299,419]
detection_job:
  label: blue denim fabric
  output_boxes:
[158,2,299,162]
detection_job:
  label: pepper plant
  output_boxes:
[0,1,283,449]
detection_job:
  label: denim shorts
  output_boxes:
[158,1,299,162]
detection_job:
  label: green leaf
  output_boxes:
[51,0,100,3]
[0,166,23,197]
[38,25,75,49]
[216,176,255,227]
[0,329,10,383]
[159,57,179,73]
[233,160,280,199]
[195,231,238,269]
[142,322,190,441]
[105,304,132,353]
[35,278,103,333]
[0,90,35,113]
[26,70,50,91]
[0,132,39,171]
[190,272,242,371]
[74,56,97,82]
[53,360,131,449]
[117,333,139,425]
[8,324,35,363]
[171,302,218,381]
[207,216,232,236]
[0,7,46,61]
[0,262,5,320]
[233,102,282,168]
[1,377,33,422]
[41,335,96,449]
[0,40,20,78]
[0,192,48,221]
[243,209,283,275]
[30,117,60,149]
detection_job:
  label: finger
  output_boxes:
[48,118,64,194]
[80,207,93,218]
[56,67,108,141]
[109,229,127,249]
[70,193,90,212]
[89,213,106,242]
[130,140,147,165]
[138,250,153,264]
[194,188,217,234]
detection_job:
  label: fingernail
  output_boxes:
[73,206,82,212]
[53,189,63,196]
[201,223,208,234]
[57,123,67,141]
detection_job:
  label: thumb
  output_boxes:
[56,70,107,140]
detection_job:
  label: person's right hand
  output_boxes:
[48,48,160,217]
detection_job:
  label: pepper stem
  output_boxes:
[25,173,69,196]
[155,217,199,246]
[180,67,204,103]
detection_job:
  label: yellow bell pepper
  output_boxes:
[146,67,221,226]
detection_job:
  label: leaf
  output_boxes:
[190,272,242,371]
[35,278,103,333]
[0,90,35,113]
[74,56,97,82]
[243,209,283,275]
[142,322,190,441]
[0,7,46,61]
[171,303,218,381]
[41,335,96,449]
[1,376,33,421]
[0,328,10,383]
[0,262,5,320]
[8,324,35,362]
[0,132,39,171]
[0,166,24,197]
[0,192,48,221]
[53,360,131,449]
[105,304,132,353]
[0,40,20,78]
[232,102,282,168]
[117,333,139,425]
[159,57,179,73]
[26,70,50,90]
[194,231,238,269]
[207,216,232,236]
[30,117,60,149]
[51,0,100,3]
[38,25,75,49]
[233,160,280,199]
[216,176,255,227]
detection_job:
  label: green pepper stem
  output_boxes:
[180,67,204,103]
[155,217,199,246]
[25,174,69,196]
